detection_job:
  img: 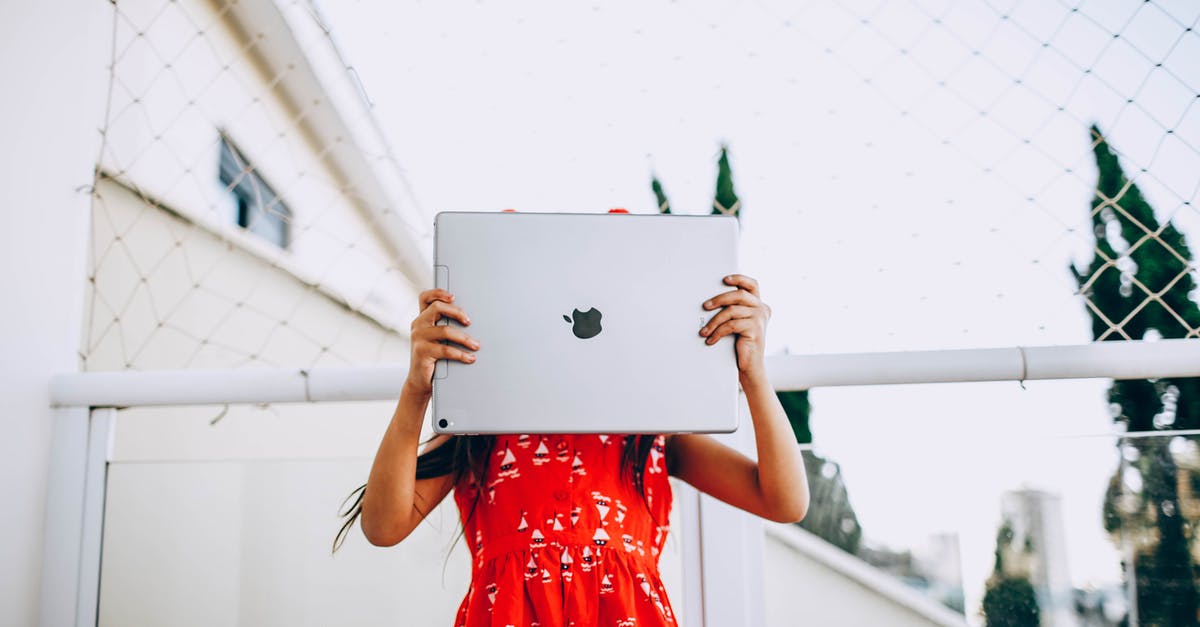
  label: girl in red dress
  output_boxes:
[337,273,809,626]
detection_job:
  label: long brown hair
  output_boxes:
[333,433,660,553]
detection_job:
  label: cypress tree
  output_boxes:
[1072,124,1200,625]
[778,389,812,445]
[651,175,671,214]
[982,577,1041,627]
[982,521,1041,627]
[713,144,741,221]
[783,387,862,555]
[650,146,859,552]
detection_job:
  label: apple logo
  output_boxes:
[563,308,602,339]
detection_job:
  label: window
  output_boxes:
[218,135,291,249]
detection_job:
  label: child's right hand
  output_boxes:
[405,288,479,396]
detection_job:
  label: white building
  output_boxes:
[4,1,432,624]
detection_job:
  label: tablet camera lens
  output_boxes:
[438,418,449,429]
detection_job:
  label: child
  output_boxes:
[336,274,809,626]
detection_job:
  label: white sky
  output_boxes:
[314,0,1199,618]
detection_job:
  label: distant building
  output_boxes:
[997,488,1074,627]
[859,532,966,615]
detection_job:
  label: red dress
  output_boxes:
[452,434,676,627]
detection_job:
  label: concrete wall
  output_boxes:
[0,2,111,625]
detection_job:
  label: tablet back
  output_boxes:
[431,211,740,434]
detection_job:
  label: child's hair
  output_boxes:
[333,434,660,553]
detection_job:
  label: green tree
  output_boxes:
[1071,124,1200,626]
[651,175,671,214]
[981,521,1041,627]
[771,386,862,554]
[649,144,739,218]
[982,577,1041,627]
[712,144,740,220]
[652,145,861,553]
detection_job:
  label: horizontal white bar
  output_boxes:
[764,338,1200,390]
[48,339,1200,407]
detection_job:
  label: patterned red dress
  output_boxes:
[452,433,676,627]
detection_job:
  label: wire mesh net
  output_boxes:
[75,2,1200,626]
[82,0,430,371]
[80,0,1199,374]
[739,0,1200,349]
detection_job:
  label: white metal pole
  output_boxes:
[48,339,1200,408]
[677,482,705,626]
[39,407,113,627]
[39,407,90,627]
[763,338,1200,389]
[76,408,113,627]
[696,397,766,626]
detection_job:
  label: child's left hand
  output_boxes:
[699,274,772,385]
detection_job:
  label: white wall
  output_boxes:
[84,177,414,370]
[764,525,968,627]
[96,400,688,626]
[0,2,111,625]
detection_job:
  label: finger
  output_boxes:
[428,325,480,350]
[722,274,760,296]
[705,317,757,345]
[426,342,477,364]
[702,289,760,310]
[418,288,454,310]
[414,299,471,329]
[700,305,758,337]
[412,325,479,349]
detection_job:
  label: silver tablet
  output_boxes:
[431,211,740,434]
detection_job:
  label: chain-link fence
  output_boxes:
[78,1,1199,626]
[83,0,430,372]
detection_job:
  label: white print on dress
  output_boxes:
[649,439,665,474]
[533,439,550,465]
[580,546,595,572]
[593,492,611,521]
[560,548,574,583]
[497,446,520,479]
[636,573,670,618]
